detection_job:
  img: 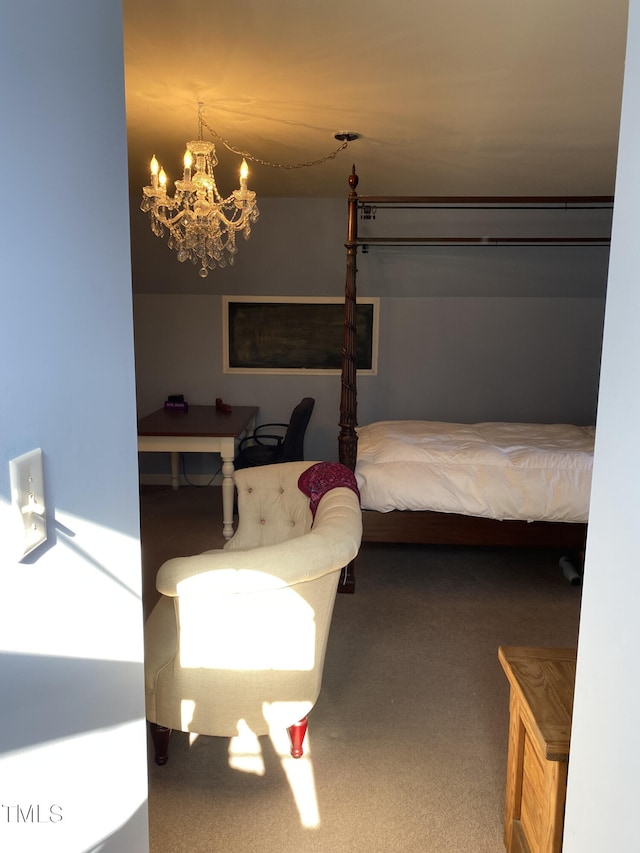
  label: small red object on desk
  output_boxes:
[215,397,233,413]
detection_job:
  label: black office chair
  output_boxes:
[234,398,315,469]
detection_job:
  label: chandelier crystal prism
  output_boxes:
[141,104,259,278]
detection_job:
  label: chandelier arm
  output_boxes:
[149,197,254,229]
[208,208,253,230]
[151,207,189,227]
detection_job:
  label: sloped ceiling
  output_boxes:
[122,0,628,201]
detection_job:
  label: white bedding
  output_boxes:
[355,420,595,523]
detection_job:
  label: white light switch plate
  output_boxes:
[9,448,47,558]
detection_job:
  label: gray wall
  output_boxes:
[0,4,148,851]
[132,196,608,479]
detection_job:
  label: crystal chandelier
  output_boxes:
[141,104,259,278]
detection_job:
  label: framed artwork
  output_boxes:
[223,295,379,375]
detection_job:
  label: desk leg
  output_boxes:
[220,437,235,540]
[170,452,180,490]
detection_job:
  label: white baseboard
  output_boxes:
[139,473,223,487]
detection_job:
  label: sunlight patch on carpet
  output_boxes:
[228,720,266,776]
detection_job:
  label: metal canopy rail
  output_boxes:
[359,236,611,249]
[356,195,614,208]
[356,192,614,248]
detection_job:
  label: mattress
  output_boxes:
[355,420,595,523]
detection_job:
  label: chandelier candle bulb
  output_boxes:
[150,155,159,189]
[183,149,192,182]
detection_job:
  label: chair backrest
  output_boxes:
[280,397,315,462]
[227,460,316,551]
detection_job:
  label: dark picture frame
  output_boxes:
[223,296,379,374]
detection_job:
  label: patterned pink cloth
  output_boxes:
[298,462,360,519]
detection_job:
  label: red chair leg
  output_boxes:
[287,717,308,758]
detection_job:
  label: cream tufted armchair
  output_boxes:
[144,460,362,765]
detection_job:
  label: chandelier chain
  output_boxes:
[200,117,350,170]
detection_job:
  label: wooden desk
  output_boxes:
[498,646,577,853]
[137,405,258,540]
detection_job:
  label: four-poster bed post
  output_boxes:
[337,166,360,593]
[339,165,360,473]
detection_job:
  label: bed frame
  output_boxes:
[338,167,610,591]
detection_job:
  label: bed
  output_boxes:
[356,419,593,539]
[337,167,610,591]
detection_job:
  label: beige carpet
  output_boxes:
[140,485,581,853]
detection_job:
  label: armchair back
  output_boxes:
[225,461,316,551]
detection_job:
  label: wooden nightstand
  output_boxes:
[498,646,577,853]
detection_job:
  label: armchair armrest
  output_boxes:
[155,487,362,598]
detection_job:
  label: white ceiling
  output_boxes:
[122,0,629,201]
